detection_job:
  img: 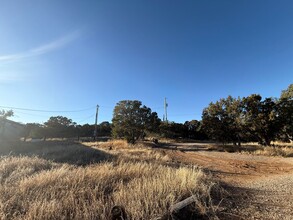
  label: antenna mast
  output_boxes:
[164,98,168,123]
[94,104,99,140]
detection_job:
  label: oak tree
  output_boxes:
[112,100,160,144]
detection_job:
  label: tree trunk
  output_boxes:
[264,138,271,146]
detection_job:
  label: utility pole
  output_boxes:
[94,104,99,140]
[164,97,168,123]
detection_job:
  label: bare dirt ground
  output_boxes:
[162,143,293,220]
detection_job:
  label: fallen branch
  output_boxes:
[111,196,198,220]
[170,195,196,214]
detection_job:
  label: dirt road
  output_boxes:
[163,144,293,219]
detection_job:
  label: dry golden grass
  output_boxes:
[0,140,217,219]
[272,141,293,147]
[205,142,293,157]
[246,146,293,157]
[91,139,129,150]
[85,140,172,163]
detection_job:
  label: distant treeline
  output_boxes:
[22,117,207,141]
[1,84,292,146]
[202,86,292,146]
[23,119,112,140]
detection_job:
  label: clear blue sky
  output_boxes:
[0,0,292,124]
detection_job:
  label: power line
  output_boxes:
[76,114,95,124]
[168,113,202,117]
[14,110,96,124]
[13,110,50,118]
[14,110,96,119]
[99,105,113,109]
[0,105,95,113]
[152,107,165,110]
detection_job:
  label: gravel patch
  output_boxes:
[221,173,293,220]
[244,174,293,219]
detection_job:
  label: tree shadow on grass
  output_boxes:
[0,140,114,166]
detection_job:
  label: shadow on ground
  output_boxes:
[216,182,265,220]
[0,140,113,166]
[153,142,264,154]
[152,142,211,152]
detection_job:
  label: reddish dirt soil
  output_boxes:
[162,143,293,219]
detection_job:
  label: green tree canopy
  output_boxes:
[184,120,207,140]
[76,124,94,137]
[278,84,293,141]
[99,121,112,136]
[242,95,280,146]
[280,83,293,100]
[201,85,292,145]
[0,110,13,119]
[112,100,160,143]
[159,122,187,139]
[24,123,45,139]
[202,96,243,145]
[44,116,77,138]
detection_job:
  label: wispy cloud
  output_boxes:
[0,30,81,63]
[0,65,43,84]
[0,71,30,85]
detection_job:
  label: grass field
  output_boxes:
[0,140,218,220]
